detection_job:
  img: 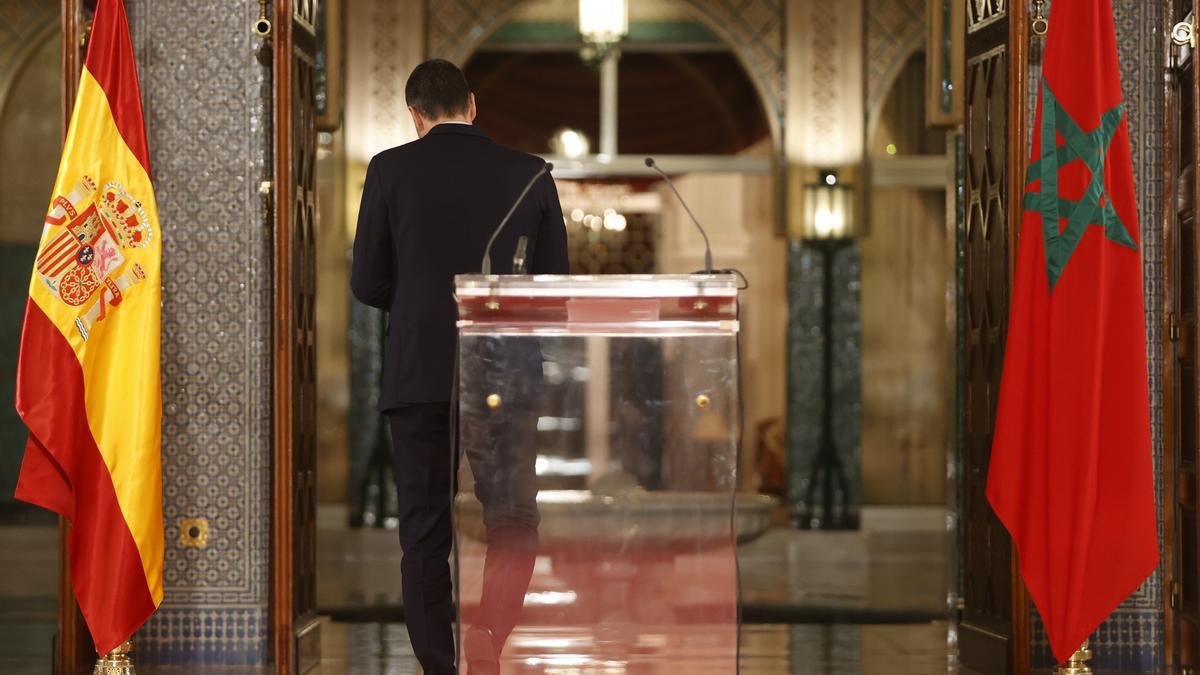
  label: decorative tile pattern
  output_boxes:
[137,607,268,666]
[125,0,272,665]
[368,0,410,154]
[808,4,843,158]
[424,0,784,135]
[788,0,863,166]
[1027,0,1165,670]
[671,0,784,132]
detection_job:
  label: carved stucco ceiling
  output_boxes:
[464,50,770,156]
[428,0,784,141]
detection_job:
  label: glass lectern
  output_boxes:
[454,274,741,673]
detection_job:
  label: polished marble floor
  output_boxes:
[317,505,950,624]
[318,621,955,674]
[311,505,951,673]
[0,505,956,672]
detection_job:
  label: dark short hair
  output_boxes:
[405,59,470,119]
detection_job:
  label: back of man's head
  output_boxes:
[405,59,470,121]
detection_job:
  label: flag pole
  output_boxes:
[1054,640,1093,675]
[94,640,135,675]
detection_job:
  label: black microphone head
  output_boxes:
[544,161,554,173]
[644,157,655,168]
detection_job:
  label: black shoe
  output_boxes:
[464,626,499,675]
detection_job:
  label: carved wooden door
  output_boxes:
[1165,1,1200,669]
[57,2,96,672]
[272,0,319,672]
[959,1,1030,673]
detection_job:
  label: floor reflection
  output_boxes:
[0,506,953,672]
[318,505,949,624]
[319,622,952,674]
[315,503,953,673]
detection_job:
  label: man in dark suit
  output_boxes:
[350,59,569,675]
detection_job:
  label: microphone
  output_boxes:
[645,157,713,274]
[481,162,553,275]
[512,236,529,274]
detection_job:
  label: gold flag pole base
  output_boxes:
[94,641,135,675]
[1054,640,1093,675]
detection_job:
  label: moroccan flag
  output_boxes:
[13,0,163,655]
[986,0,1157,664]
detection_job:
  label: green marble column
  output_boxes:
[786,240,862,529]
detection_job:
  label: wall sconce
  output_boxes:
[799,170,858,241]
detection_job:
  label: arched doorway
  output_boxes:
[322,0,788,529]
[314,0,961,671]
[316,0,789,648]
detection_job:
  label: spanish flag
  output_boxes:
[13,0,163,655]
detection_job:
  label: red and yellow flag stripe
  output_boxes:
[14,0,162,655]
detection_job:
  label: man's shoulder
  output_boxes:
[369,142,417,169]
[487,142,544,167]
[368,135,544,173]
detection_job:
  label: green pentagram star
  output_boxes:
[1023,81,1137,291]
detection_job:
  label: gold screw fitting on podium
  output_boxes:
[94,641,135,675]
[1055,641,1093,675]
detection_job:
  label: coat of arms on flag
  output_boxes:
[35,176,152,340]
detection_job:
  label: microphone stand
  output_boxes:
[481,163,553,275]
[645,157,713,275]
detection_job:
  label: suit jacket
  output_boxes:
[350,123,569,409]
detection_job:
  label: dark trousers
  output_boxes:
[459,391,540,660]
[389,398,541,674]
[388,404,456,675]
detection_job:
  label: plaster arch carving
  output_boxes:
[424,0,784,148]
[865,0,927,142]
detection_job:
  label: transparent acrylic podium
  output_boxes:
[454,274,741,673]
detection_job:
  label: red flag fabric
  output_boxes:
[986,0,1158,664]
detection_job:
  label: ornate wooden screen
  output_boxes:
[272,0,320,671]
[959,1,1030,673]
[1165,0,1199,668]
